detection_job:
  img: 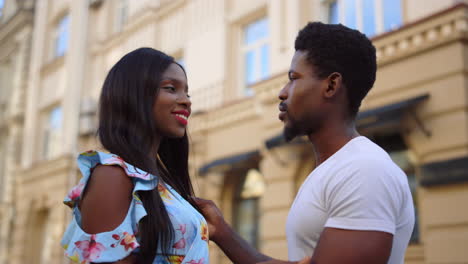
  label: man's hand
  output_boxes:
[192,197,227,243]
[257,257,312,264]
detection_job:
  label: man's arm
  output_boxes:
[257,228,392,264]
[193,197,272,264]
[309,227,393,263]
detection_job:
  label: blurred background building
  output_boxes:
[0,0,467,263]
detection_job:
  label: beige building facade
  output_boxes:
[0,0,467,263]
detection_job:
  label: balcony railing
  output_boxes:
[373,3,468,66]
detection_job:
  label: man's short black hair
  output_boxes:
[295,22,377,117]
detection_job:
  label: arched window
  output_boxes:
[26,208,49,264]
[233,168,266,247]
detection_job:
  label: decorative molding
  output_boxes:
[190,97,258,132]
[252,72,287,104]
[40,55,65,76]
[191,4,468,137]
[373,4,468,66]
[0,9,34,43]
[191,80,225,113]
[156,0,187,20]
[18,154,74,184]
[91,0,187,55]
[90,7,159,55]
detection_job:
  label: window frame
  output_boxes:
[322,0,402,37]
[0,0,5,18]
[52,14,70,59]
[114,0,129,33]
[239,16,271,96]
[41,106,63,160]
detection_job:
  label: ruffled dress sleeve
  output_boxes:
[61,150,156,264]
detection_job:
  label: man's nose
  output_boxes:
[278,85,288,101]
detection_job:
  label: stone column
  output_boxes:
[259,145,303,260]
[199,171,227,264]
[60,3,90,264]
[0,124,20,264]
[21,0,48,168]
[62,0,89,156]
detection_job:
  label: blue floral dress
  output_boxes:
[61,150,209,264]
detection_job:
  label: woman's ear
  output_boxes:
[324,72,343,99]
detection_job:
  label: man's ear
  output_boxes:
[324,72,343,99]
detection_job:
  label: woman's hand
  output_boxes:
[192,197,227,243]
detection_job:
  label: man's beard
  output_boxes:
[283,116,302,142]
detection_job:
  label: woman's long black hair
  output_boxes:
[97,48,196,263]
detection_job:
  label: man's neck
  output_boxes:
[307,121,360,166]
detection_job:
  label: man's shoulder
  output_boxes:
[331,150,406,186]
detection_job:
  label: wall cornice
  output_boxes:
[40,55,65,77]
[91,0,187,56]
[187,4,468,136]
[0,9,33,43]
[190,97,258,133]
[373,4,468,66]
[18,154,74,184]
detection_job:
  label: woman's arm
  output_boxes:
[80,165,136,263]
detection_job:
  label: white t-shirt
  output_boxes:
[286,136,414,264]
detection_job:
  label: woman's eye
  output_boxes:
[162,86,176,92]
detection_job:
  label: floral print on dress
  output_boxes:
[173,224,187,249]
[158,182,173,203]
[200,221,209,242]
[80,150,98,157]
[61,150,209,264]
[169,255,186,264]
[64,182,85,207]
[133,193,143,205]
[74,235,106,263]
[102,155,152,180]
[110,232,138,251]
[186,258,205,264]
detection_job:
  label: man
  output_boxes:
[194,22,414,264]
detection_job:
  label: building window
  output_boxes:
[53,15,70,58]
[114,0,129,32]
[234,169,266,247]
[175,56,185,71]
[325,0,402,37]
[42,107,62,160]
[372,133,420,243]
[0,138,5,198]
[0,0,4,18]
[242,17,270,95]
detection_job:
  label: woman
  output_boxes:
[61,48,209,264]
